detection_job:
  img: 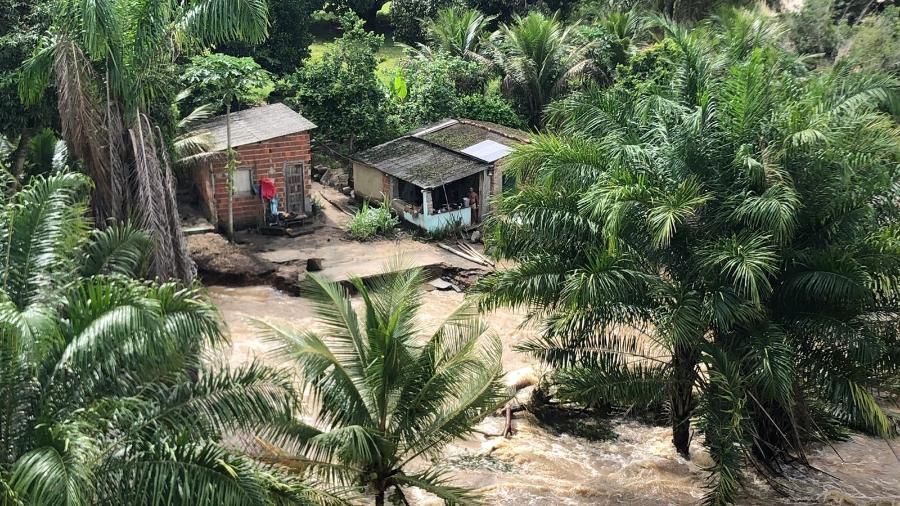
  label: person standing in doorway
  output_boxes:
[467,187,479,223]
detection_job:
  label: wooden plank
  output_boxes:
[457,241,495,267]
[183,223,216,236]
[435,242,488,266]
[318,191,354,216]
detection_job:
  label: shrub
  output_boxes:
[310,194,325,217]
[391,0,453,43]
[786,0,841,57]
[348,199,399,240]
[285,12,391,153]
[391,53,526,129]
[843,6,900,73]
[613,37,684,96]
[457,92,526,128]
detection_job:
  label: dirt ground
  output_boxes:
[188,182,487,290]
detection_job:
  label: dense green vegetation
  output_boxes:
[348,199,400,240]
[0,172,323,505]
[476,8,900,505]
[15,0,271,281]
[1,0,898,504]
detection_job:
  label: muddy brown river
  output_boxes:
[208,285,900,505]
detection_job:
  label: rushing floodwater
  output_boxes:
[208,285,900,505]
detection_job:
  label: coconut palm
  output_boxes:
[476,16,899,505]
[488,11,593,126]
[255,267,509,506]
[0,170,330,505]
[18,0,269,281]
[422,7,495,62]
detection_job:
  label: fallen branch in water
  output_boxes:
[472,428,504,438]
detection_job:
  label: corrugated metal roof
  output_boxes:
[193,103,317,152]
[461,140,513,162]
[354,137,488,189]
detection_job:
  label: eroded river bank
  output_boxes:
[209,284,900,505]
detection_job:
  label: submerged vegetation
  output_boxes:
[1,0,898,504]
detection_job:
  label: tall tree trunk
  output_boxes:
[226,102,234,243]
[11,128,33,182]
[671,344,697,458]
[375,489,385,506]
[156,125,195,281]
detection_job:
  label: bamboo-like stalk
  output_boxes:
[225,101,235,243]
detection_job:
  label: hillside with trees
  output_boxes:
[0,0,897,504]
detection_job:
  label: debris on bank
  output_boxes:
[187,233,303,294]
[188,233,274,282]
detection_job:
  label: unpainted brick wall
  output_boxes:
[208,132,312,230]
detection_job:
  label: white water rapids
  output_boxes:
[208,285,900,505]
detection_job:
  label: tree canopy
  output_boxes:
[181,53,275,115]
[476,11,900,504]
[0,171,326,505]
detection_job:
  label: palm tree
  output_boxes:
[18,0,269,281]
[423,7,495,62]
[255,267,509,506]
[476,16,899,505]
[21,127,69,181]
[488,11,593,126]
[598,10,646,68]
[173,89,215,168]
[0,170,329,505]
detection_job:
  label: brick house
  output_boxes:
[351,119,529,232]
[191,103,317,230]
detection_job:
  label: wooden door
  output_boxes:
[284,162,305,215]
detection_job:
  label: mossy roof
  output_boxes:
[194,103,316,152]
[354,137,487,189]
[418,121,528,150]
[353,119,530,189]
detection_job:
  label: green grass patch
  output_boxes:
[307,33,407,86]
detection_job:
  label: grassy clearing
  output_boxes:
[308,33,407,86]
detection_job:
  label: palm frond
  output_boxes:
[179,0,269,47]
[78,222,150,277]
[393,469,482,505]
